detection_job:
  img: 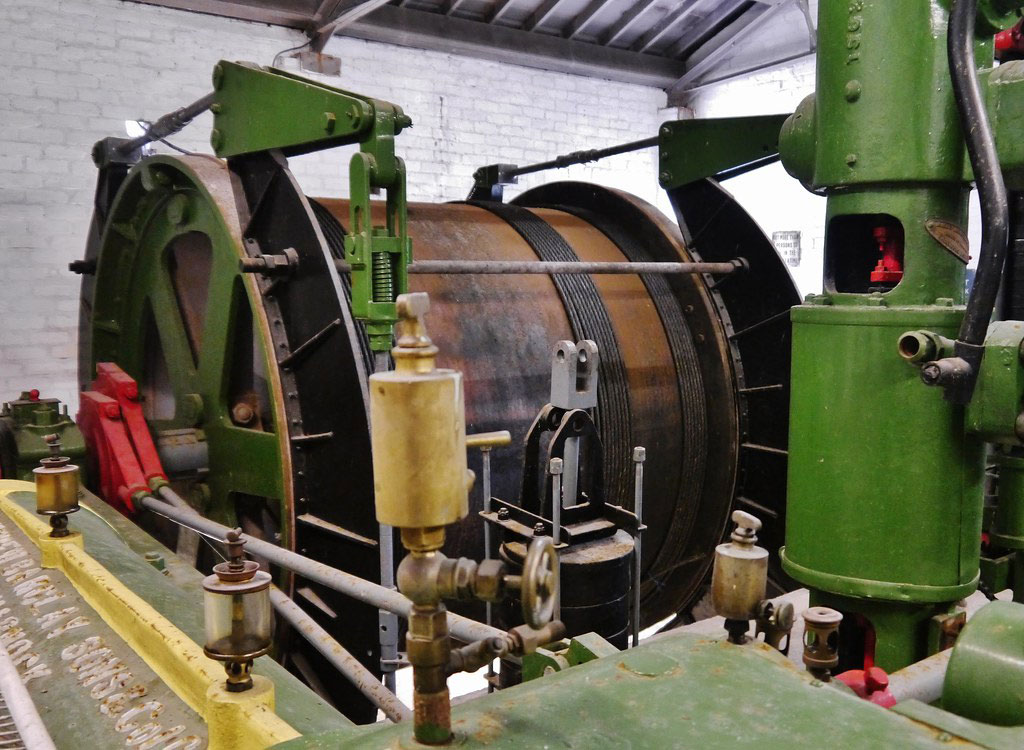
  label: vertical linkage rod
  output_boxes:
[481,444,495,692]
[375,350,399,694]
[632,447,646,648]
[549,457,563,621]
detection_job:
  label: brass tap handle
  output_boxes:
[520,536,558,629]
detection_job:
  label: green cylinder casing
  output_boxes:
[781,305,983,603]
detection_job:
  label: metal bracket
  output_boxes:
[467,163,518,202]
[210,60,413,352]
[550,340,598,410]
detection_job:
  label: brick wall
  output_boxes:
[0,0,666,408]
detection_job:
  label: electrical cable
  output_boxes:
[945,0,1010,399]
[272,38,313,69]
[139,121,194,155]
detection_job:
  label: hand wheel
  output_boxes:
[521,536,558,629]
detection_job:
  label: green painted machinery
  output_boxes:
[776,0,1024,672]
[0,391,85,481]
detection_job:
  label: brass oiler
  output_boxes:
[370,292,473,552]
[33,433,80,537]
[370,293,563,745]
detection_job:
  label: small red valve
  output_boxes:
[836,666,897,708]
[870,226,903,284]
[996,20,1024,61]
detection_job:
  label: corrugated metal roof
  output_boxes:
[128,0,816,100]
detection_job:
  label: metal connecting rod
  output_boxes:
[140,492,505,644]
[149,485,411,716]
[269,586,411,722]
[336,259,744,276]
[116,92,215,155]
[373,350,400,694]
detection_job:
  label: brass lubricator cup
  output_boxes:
[370,292,472,536]
[711,510,768,643]
[202,528,273,692]
[802,606,843,681]
[33,434,80,538]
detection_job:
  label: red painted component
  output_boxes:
[77,363,167,515]
[90,363,167,486]
[836,666,897,708]
[28,389,39,402]
[996,20,1024,61]
[870,226,904,284]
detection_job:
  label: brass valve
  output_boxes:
[370,293,563,745]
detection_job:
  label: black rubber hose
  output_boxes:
[949,0,1009,353]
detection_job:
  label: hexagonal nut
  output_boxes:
[633,446,646,463]
[472,559,506,602]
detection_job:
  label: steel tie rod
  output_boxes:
[145,487,412,719]
[269,586,411,722]
[139,489,504,645]
[334,258,746,276]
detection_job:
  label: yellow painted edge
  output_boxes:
[0,481,300,749]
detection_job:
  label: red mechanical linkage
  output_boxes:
[870,226,903,285]
[77,363,167,515]
[91,363,167,486]
[836,666,897,708]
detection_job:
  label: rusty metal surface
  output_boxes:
[314,195,730,628]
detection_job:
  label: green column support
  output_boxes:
[776,0,1018,671]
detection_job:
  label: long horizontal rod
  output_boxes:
[335,259,744,275]
[117,92,215,155]
[508,136,659,179]
[269,586,411,722]
[141,491,503,644]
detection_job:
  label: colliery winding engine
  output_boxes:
[69,64,796,720]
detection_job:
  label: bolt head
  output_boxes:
[633,446,646,463]
[843,80,862,102]
[549,457,563,474]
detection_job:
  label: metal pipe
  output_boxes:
[481,444,495,693]
[335,259,744,276]
[373,349,399,694]
[269,586,411,722]
[117,92,215,155]
[549,458,563,621]
[888,648,952,705]
[0,626,57,750]
[138,493,504,644]
[632,447,646,648]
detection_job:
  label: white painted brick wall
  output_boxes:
[0,0,666,409]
